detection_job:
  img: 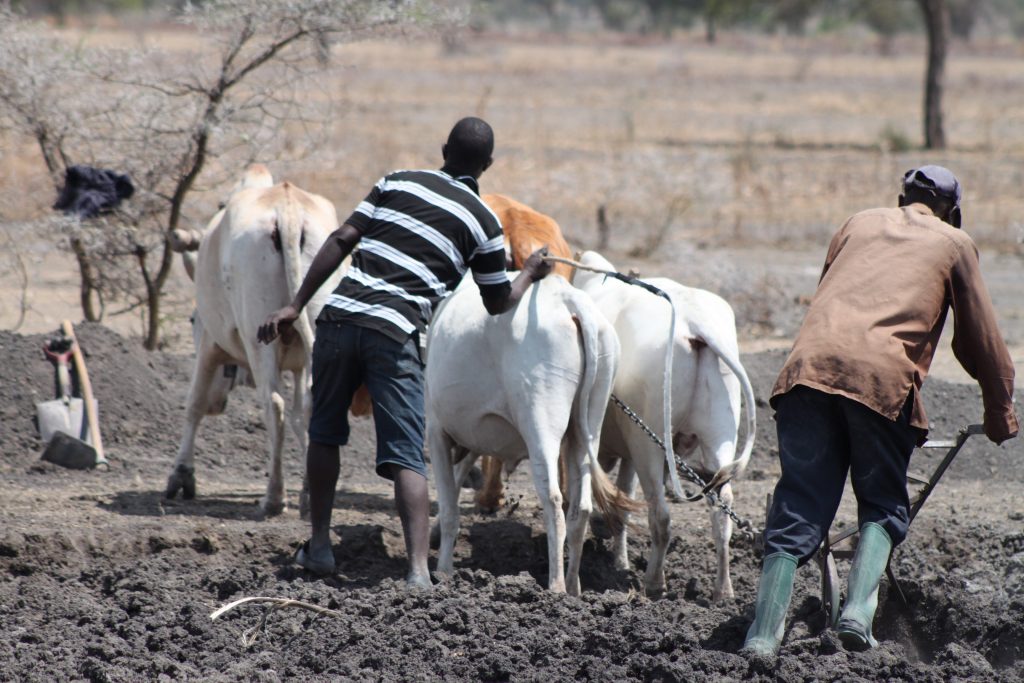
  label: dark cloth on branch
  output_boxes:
[53,165,134,219]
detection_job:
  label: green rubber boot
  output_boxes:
[740,552,798,658]
[837,522,893,651]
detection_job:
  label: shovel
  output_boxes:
[37,321,106,469]
[37,336,86,441]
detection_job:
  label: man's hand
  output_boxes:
[984,414,1018,445]
[258,305,300,345]
[480,245,555,316]
[523,246,553,282]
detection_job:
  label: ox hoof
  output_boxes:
[712,587,735,603]
[261,497,286,517]
[165,465,196,500]
[474,496,504,515]
[406,572,434,591]
[645,585,666,600]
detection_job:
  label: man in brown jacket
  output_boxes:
[741,165,1018,658]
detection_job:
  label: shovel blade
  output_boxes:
[41,431,98,470]
[36,398,96,444]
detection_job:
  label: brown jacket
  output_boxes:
[773,203,1018,444]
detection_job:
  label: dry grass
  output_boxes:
[3,25,1023,340]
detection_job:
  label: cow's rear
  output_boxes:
[427,276,627,595]
[166,179,341,516]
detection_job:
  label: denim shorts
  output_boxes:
[308,321,426,480]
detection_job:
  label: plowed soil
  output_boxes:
[1,322,1022,682]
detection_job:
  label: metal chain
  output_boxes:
[610,394,758,541]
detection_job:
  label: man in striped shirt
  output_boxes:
[258,117,551,588]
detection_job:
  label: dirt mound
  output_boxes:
[0,324,1021,681]
[1,323,179,460]
[0,322,300,485]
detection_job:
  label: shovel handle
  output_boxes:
[61,320,106,466]
[56,361,73,402]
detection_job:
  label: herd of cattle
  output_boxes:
[165,165,756,600]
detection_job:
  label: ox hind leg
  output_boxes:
[631,440,672,598]
[475,455,505,513]
[694,349,743,601]
[430,446,475,550]
[431,426,461,577]
[695,426,742,601]
[563,437,593,597]
[609,456,637,571]
[167,333,229,500]
[525,438,567,593]
[708,481,736,601]
[252,346,287,516]
[290,367,311,519]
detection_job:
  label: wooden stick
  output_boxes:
[61,320,107,467]
[210,596,342,621]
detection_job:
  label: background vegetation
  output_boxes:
[2,0,1022,347]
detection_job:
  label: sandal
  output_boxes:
[294,540,336,575]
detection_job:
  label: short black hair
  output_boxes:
[444,117,494,172]
[902,184,954,216]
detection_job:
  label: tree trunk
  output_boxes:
[918,0,949,149]
[70,237,103,322]
[596,204,609,251]
[140,239,175,351]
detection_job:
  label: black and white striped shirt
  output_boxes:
[319,169,510,341]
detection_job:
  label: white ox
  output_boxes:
[574,251,756,601]
[170,164,276,414]
[165,179,343,515]
[171,163,275,282]
[427,276,628,595]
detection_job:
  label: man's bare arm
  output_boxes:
[482,246,552,316]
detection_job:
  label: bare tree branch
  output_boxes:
[0,0,467,348]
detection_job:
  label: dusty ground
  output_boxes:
[1,319,1022,682]
[2,24,1024,683]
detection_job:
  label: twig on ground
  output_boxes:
[210,596,344,647]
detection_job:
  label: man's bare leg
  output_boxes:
[302,440,339,570]
[392,465,432,588]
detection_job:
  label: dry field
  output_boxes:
[2,27,1023,371]
[1,25,1024,682]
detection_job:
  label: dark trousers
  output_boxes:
[763,385,922,565]
[308,322,426,481]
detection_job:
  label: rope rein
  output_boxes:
[543,254,682,498]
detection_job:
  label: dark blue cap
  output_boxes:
[903,165,963,227]
[902,165,962,205]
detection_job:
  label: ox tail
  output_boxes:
[695,330,757,492]
[566,293,641,536]
[660,294,682,500]
[277,191,316,363]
